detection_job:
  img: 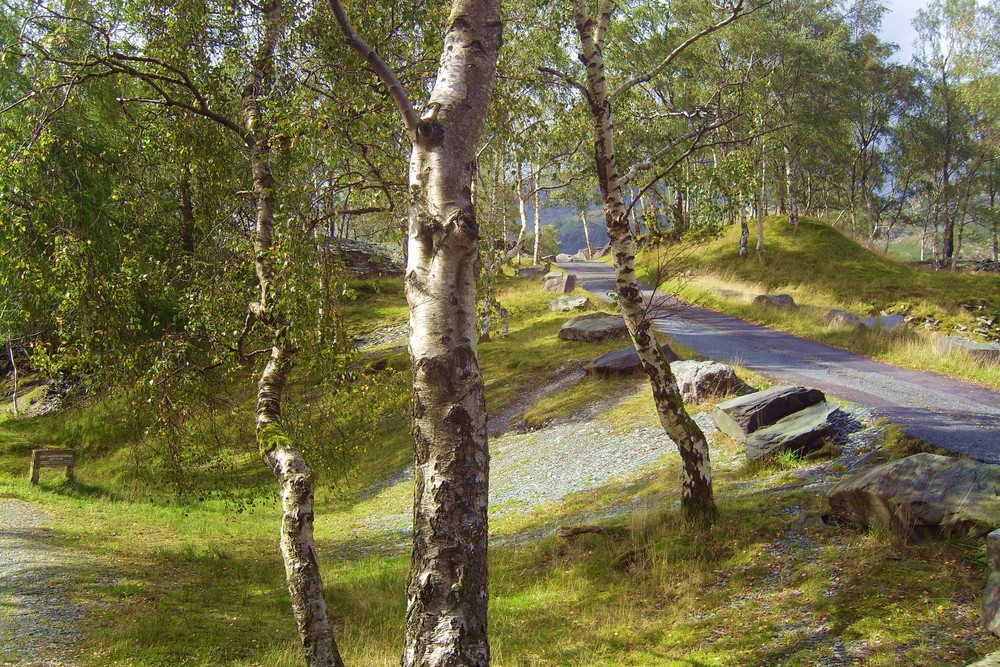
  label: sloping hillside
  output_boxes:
[684,217,1000,314]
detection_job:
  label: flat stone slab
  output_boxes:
[860,314,906,331]
[587,344,678,376]
[935,336,1000,365]
[745,400,839,461]
[753,294,796,309]
[828,453,1000,540]
[549,296,590,312]
[822,309,862,327]
[670,360,749,404]
[516,263,550,278]
[559,312,628,342]
[543,272,576,293]
[712,385,826,441]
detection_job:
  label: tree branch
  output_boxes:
[327,0,419,135]
[609,1,767,103]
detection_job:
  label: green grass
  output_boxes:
[640,216,1000,388]
[1,267,997,666]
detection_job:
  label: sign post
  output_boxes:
[29,449,77,484]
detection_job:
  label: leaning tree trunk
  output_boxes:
[572,0,714,523]
[739,199,749,259]
[402,1,501,664]
[784,145,798,228]
[580,210,592,255]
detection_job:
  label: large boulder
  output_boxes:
[712,385,826,441]
[559,313,628,342]
[669,360,749,403]
[516,263,550,279]
[587,344,678,376]
[555,253,574,263]
[543,272,577,293]
[549,296,590,312]
[828,453,1000,540]
[822,309,862,327]
[753,294,796,309]
[935,336,1000,365]
[983,529,1000,636]
[743,401,839,460]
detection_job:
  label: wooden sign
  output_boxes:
[29,448,77,484]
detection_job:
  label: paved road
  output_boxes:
[560,261,1000,463]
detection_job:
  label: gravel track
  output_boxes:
[561,260,1000,463]
[0,500,85,667]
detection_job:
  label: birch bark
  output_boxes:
[401,1,502,664]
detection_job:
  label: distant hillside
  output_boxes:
[524,200,610,254]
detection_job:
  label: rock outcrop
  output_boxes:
[559,313,628,342]
[670,360,749,403]
[828,453,1000,539]
[860,314,905,331]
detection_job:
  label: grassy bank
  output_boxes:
[639,216,1000,388]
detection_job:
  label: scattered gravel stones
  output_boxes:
[353,322,409,351]
[0,500,87,666]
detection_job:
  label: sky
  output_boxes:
[881,0,927,63]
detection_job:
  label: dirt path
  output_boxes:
[562,260,1000,462]
[0,499,85,667]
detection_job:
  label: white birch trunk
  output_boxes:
[532,177,542,264]
[580,210,593,255]
[402,0,501,663]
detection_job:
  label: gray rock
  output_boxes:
[718,289,743,300]
[669,360,750,403]
[559,313,629,342]
[935,336,1000,365]
[744,400,839,461]
[516,263,550,279]
[828,453,1000,540]
[587,344,679,376]
[556,253,574,263]
[822,309,862,327]
[967,652,1000,667]
[591,245,611,260]
[572,249,592,261]
[712,385,826,441]
[753,293,796,309]
[543,272,577,293]
[860,314,906,331]
[549,296,590,312]
[984,529,1000,637]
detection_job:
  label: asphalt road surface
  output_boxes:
[560,260,1000,463]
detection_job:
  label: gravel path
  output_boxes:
[0,500,85,667]
[561,260,1000,463]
